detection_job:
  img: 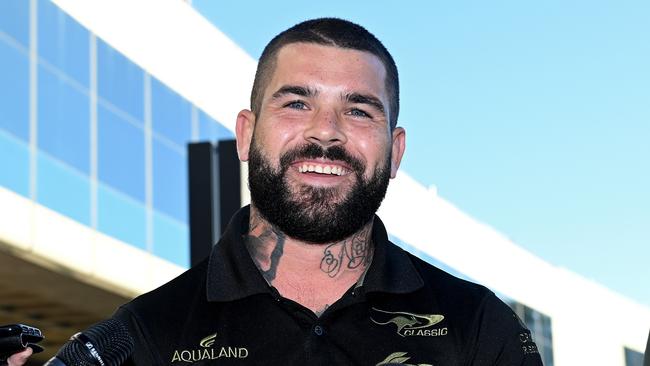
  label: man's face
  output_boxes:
[237,43,405,243]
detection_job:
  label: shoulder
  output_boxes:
[121,259,208,316]
[376,244,507,328]
[404,250,525,332]
[405,250,492,305]
[112,260,209,365]
[405,253,542,365]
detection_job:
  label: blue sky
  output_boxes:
[193,1,650,307]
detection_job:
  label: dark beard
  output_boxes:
[248,141,391,244]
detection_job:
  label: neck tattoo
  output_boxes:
[244,210,286,283]
[319,227,373,278]
[244,209,374,284]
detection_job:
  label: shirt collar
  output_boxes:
[206,206,423,302]
[206,206,270,302]
[361,215,424,295]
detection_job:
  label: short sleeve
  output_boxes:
[465,293,544,366]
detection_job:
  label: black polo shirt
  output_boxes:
[115,206,543,365]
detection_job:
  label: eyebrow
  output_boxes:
[345,93,386,115]
[271,85,318,99]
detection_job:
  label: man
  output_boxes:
[9,18,542,366]
[113,18,542,365]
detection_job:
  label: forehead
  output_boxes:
[266,43,388,100]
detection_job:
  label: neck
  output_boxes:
[244,205,374,315]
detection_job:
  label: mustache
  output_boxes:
[279,144,365,174]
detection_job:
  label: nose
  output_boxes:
[303,109,347,147]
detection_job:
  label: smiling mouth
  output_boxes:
[297,163,348,176]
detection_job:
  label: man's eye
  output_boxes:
[285,101,307,109]
[349,108,371,118]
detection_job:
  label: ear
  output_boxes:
[235,109,256,161]
[389,127,406,178]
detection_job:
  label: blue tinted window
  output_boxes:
[153,212,189,267]
[198,111,233,142]
[98,105,145,201]
[152,78,191,145]
[38,0,89,87]
[0,40,29,141]
[97,184,146,250]
[625,347,643,366]
[0,130,29,197]
[153,138,187,222]
[38,65,89,173]
[37,152,90,225]
[0,0,29,47]
[97,39,143,122]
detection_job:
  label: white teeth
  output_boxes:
[298,164,345,176]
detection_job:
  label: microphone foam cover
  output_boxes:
[56,318,134,366]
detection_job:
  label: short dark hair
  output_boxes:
[250,18,400,129]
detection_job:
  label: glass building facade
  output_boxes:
[0,0,233,267]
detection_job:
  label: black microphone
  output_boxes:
[44,318,133,366]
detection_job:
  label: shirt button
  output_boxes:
[314,325,324,336]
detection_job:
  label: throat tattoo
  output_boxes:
[245,210,374,283]
[319,228,373,278]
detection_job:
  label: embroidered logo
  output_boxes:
[370,307,447,337]
[170,332,248,363]
[518,331,540,355]
[199,333,217,348]
[513,313,540,355]
[376,351,433,366]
